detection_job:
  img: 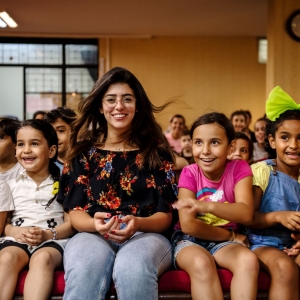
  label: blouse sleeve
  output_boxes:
[142,152,178,216]
[57,151,92,212]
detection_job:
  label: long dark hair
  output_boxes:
[18,120,60,208]
[68,67,175,169]
[265,110,300,159]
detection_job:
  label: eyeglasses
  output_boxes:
[102,95,136,108]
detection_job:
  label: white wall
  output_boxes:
[0,67,24,121]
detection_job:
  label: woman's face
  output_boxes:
[170,117,185,135]
[100,83,136,135]
[231,115,246,132]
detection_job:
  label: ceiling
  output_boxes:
[0,0,268,38]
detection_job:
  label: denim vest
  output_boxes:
[248,159,300,247]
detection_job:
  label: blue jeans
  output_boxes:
[63,232,172,300]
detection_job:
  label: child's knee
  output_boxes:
[0,251,23,268]
[29,250,54,268]
[234,250,260,273]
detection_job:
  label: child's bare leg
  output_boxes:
[254,247,299,300]
[24,247,62,300]
[214,244,259,300]
[176,245,223,300]
[0,247,29,300]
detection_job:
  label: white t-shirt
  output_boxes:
[0,170,68,252]
[0,162,23,183]
[0,181,14,211]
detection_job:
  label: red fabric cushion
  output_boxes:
[257,271,271,291]
[158,269,234,293]
[158,269,273,293]
[15,270,65,295]
[15,269,275,296]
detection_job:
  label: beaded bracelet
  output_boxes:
[46,228,57,240]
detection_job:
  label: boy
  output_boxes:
[0,118,22,182]
[179,129,193,164]
[44,107,76,172]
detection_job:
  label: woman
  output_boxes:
[58,67,178,300]
[164,114,186,154]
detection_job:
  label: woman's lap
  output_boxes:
[63,231,172,300]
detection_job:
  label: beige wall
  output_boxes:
[100,36,266,131]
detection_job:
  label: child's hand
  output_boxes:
[283,247,300,257]
[172,198,205,214]
[276,212,300,231]
[283,233,300,257]
[22,227,44,246]
[14,227,30,243]
[232,233,250,248]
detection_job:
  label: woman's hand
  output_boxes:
[276,212,300,231]
[104,215,140,244]
[232,233,250,248]
[21,227,45,246]
[94,212,120,236]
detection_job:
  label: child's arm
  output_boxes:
[176,188,237,242]
[246,186,300,231]
[3,213,29,242]
[21,212,77,245]
[176,176,254,224]
[0,212,7,236]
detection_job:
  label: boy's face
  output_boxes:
[51,118,71,161]
[227,138,250,162]
[0,131,16,163]
[180,134,192,150]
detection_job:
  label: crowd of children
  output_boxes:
[0,68,300,300]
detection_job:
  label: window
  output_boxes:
[0,38,98,119]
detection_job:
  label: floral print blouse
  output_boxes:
[57,147,178,217]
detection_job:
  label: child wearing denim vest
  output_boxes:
[246,86,300,300]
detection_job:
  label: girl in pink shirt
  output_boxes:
[172,112,259,300]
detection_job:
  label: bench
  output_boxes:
[13,269,272,300]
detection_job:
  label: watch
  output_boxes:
[286,10,300,42]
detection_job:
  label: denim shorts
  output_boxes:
[171,230,240,269]
[247,231,295,251]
